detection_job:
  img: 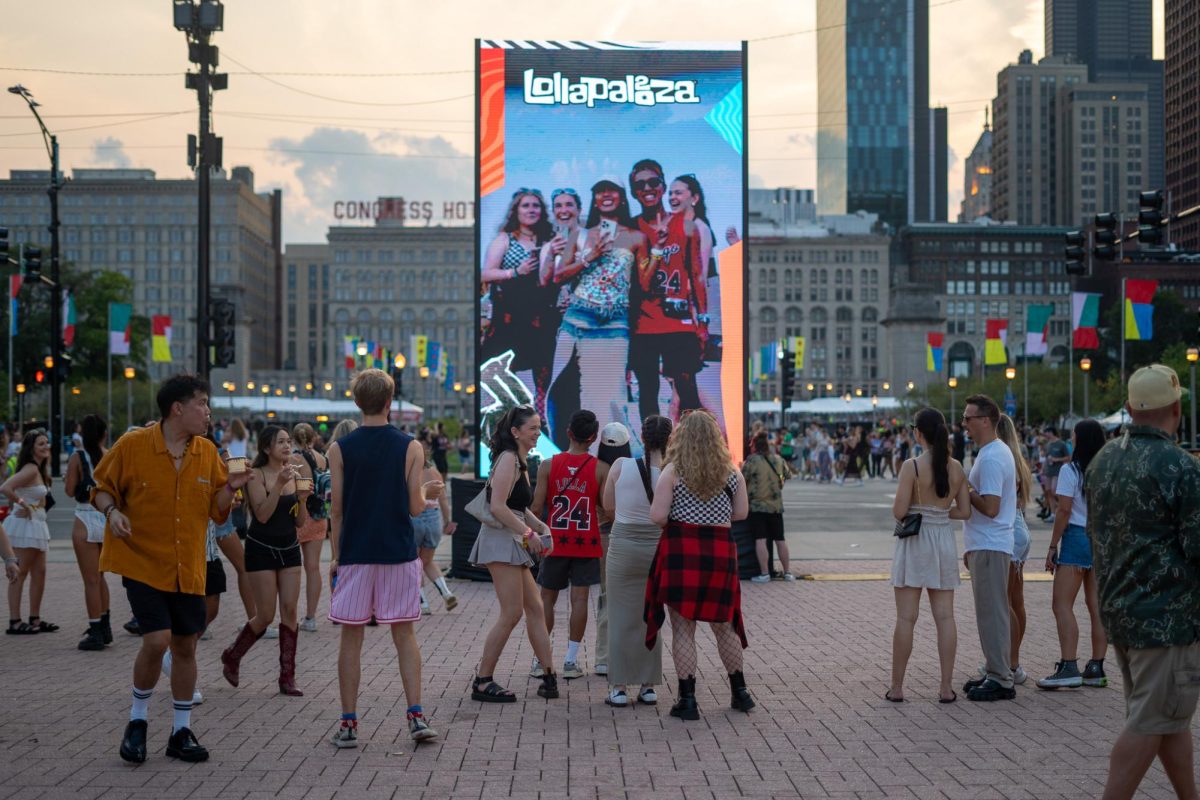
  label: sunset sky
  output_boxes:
[0,0,1164,243]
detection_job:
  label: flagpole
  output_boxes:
[1069,312,1075,418]
[1120,278,1127,392]
[106,302,113,427]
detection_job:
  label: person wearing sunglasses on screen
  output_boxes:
[481,188,560,420]
[628,160,709,423]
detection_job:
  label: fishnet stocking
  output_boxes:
[710,622,744,673]
[667,609,745,677]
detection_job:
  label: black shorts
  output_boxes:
[244,536,302,573]
[748,511,785,542]
[205,559,226,596]
[630,331,704,378]
[122,577,207,636]
[536,555,601,590]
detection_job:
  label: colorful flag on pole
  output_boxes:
[926,332,944,372]
[443,361,455,391]
[109,302,132,355]
[343,336,356,370]
[9,275,20,337]
[1024,303,1054,356]
[751,349,762,383]
[1124,279,1159,341]
[410,335,428,368]
[1072,292,1101,349]
[793,336,805,371]
[984,319,1009,365]
[151,315,172,362]
[62,292,76,347]
[428,341,442,373]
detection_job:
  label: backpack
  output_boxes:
[296,449,331,520]
[73,450,98,504]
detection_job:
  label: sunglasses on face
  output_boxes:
[512,188,544,200]
[633,177,663,191]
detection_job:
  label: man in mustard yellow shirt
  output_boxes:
[92,375,250,764]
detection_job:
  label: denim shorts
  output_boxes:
[1057,523,1093,569]
[412,507,443,550]
[1011,512,1031,564]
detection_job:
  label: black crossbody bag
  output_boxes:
[893,461,923,538]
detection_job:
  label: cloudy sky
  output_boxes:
[0,1,1163,243]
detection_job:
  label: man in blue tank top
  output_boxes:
[326,369,443,746]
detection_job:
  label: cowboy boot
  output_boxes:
[277,623,303,696]
[670,676,700,721]
[729,670,756,712]
[220,623,263,687]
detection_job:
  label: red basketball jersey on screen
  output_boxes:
[635,212,695,335]
[545,453,601,558]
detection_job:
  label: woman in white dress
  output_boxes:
[888,408,972,703]
[66,415,111,650]
[1,430,56,635]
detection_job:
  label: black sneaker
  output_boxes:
[119,719,148,763]
[123,618,141,636]
[165,727,209,762]
[1082,660,1108,688]
[1036,660,1083,690]
[962,676,987,693]
[966,678,1016,702]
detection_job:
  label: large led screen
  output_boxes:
[475,40,747,475]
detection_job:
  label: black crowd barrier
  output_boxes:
[448,477,492,582]
[732,519,779,580]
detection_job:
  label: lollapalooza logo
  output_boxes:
[523,69,700,108]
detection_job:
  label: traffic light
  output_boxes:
[210,298,235,368]
[1064,230,1087,275]
[34,369,44,384]
[1092,213,1119,261]
[21,245,41,282]
[780,349,796,411]
[0,227,8,261]
[1137,190,1167,247]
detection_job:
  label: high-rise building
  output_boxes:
[1045,0,1164,192]
[991,51,1088,225]
[960,112,993,221]
[1058,83,1150,227]
[1165,0,1200,250]
[816,0,945,229]
[0,167,280,387]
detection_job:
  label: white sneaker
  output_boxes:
[420,598,432,614]
[529,657,543,678]
[750,574,771,584]
[782,573,797,582]
[978,663,1028,684]
[192,689,203,705]
[263,625,279,639]
[594,663,608,676]
[605,687,629,707]
[300,617,318,633]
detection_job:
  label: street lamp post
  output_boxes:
[9,85,63,475]
[1187,348,1198,447]
[261,383,269,415]
[948,377,958,421]
[1080,357,1092,418]
[15,383,25,430]
[124,367,136,431]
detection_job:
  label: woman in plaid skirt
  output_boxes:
[644,411,754,720]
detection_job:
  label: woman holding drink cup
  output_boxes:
[220,425,309,697]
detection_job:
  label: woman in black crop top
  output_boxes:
[220,426,310,697]
[467,405,558,703]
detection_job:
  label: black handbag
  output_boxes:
[893,460,923,538]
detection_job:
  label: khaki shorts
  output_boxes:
[1114,642,1200,735]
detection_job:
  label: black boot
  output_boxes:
[537,669,559,699]
[729,671,756,712]
[78,621,106,651]
[100,611,113,645]
[670,677,700,720]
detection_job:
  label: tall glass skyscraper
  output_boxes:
[817,0,946,229]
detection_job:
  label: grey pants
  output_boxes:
[968,549,1014,688]
[594,531,609,666]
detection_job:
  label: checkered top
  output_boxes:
[669,472,738,526]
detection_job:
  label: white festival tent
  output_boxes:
[748,397,904,416]
[213,395,423,422]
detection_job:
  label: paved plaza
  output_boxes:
[1,477,1192,799]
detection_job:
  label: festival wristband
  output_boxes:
[103,505,118,520]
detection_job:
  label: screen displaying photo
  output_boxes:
[475,40,747,475]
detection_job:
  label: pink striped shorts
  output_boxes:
[329,561,422,625]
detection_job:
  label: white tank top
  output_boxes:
[613,456,661,526]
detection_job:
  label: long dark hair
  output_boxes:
[641,415,673,456]
[1069,419,1106,489]
[585,184,634,229]
[489,405,538,462]
[80,414,108,469]
[17,430,51,487]
[914,407,951,498]
[252,425,287,468]
[500,189,553,244]
[673,174,711,227]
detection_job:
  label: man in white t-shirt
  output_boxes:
[959,394,1018,702]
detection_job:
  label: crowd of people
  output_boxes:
[2,363,1199,800]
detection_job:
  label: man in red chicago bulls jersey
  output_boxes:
[628,158,708,423]
[531,409,610,680]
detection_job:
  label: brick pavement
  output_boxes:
[1,559,1195,800]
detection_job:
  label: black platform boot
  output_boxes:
[729,670,756,712]
[670,676,700,720]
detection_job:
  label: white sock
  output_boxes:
[434,577,451,597]
[88,617,101,624]
[161,649,173,678]
[130,687,153,721]
[565,640,581,663]
[172,698,193,733]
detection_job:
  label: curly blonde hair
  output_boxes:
[666,410,733,500]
